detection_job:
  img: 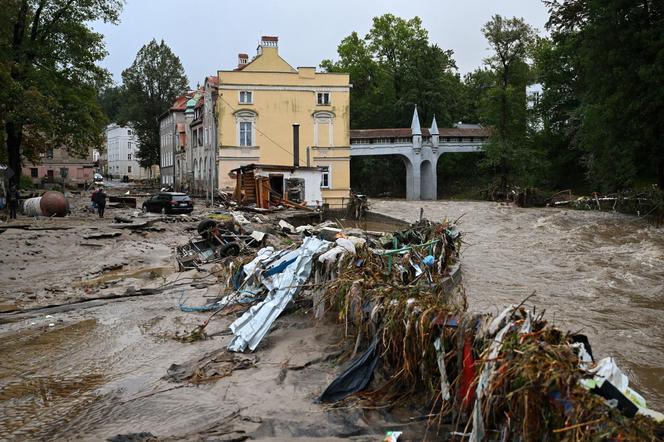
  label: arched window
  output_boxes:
[313,111,334,147]
[193,159,198,180]
[234,110,257,147]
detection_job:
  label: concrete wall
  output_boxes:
[254,167,323,205]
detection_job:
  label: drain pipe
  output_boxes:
[293,124,300,167]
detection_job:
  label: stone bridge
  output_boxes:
[350,108,490,200]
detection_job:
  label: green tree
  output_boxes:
[460,68,495,123]
[532,35,586,190]
[98,84,125,124]
[480,15,538,191]
[120,39,188,170]
[545,0,664,191]
[0,0,122,188]
[321,14,463,129]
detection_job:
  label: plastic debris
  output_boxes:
[383,430,402,442]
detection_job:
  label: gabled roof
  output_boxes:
[170,94,189,111]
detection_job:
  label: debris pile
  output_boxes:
[175,216,663,440]
[175,217,263,270]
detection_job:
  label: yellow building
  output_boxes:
[216,36,350,208]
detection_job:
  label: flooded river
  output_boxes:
[372,199,664,409]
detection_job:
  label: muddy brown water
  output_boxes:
[372,199,664,409]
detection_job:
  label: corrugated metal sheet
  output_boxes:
[228,236,331,352]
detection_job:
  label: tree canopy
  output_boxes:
[321,14,464,129]
[120,39,188,170]
[0,0,122,187]
[477,15,538,191]
[544,0,664,191]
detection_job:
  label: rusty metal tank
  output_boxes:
[40,191,68,216]
[23,191,69,217]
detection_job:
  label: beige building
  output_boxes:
[216,36,351,208]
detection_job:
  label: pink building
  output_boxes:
[23,147,97,186]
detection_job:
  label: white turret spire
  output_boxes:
[430,114,439,151]
[411,106,422,136]
[430,115,439,135]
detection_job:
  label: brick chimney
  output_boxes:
[238,53,249,68]
[257,36,278,55]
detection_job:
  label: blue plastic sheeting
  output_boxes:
[228,236,331,352]
[265,257,297,277]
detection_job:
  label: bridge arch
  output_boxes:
[420,159,436,200]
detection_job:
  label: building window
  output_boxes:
[239,91,253,104]
[128,129,132,136]
[128,142,132,150]
[30,168,38,178]
[317,92,330,105]
[239,122,252,146]
[128,166,132,173]
[235,110,257,147]
[128,153,132,160]
[320,166,330,188]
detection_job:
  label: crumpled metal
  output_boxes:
[227,236,331,352]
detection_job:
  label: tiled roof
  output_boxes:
[349,127,491,139]
[170,95,189,111]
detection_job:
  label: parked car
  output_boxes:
[142,192,194,214]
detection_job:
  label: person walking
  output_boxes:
[94,187,107,218]
[7,185,20,220]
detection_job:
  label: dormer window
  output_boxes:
[239,91,253,104]
[317,92,330,105]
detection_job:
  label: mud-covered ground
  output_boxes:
[0,190,430,441]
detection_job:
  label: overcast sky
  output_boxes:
[93,0,550,88]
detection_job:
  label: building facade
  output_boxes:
[106,124,152,180]
[216,36,351,207]
[194,76,219,199]
[159,95,189,187]
[22,147,97,187]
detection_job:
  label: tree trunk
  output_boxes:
[6,121,23,189]
[499,65,509,194]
